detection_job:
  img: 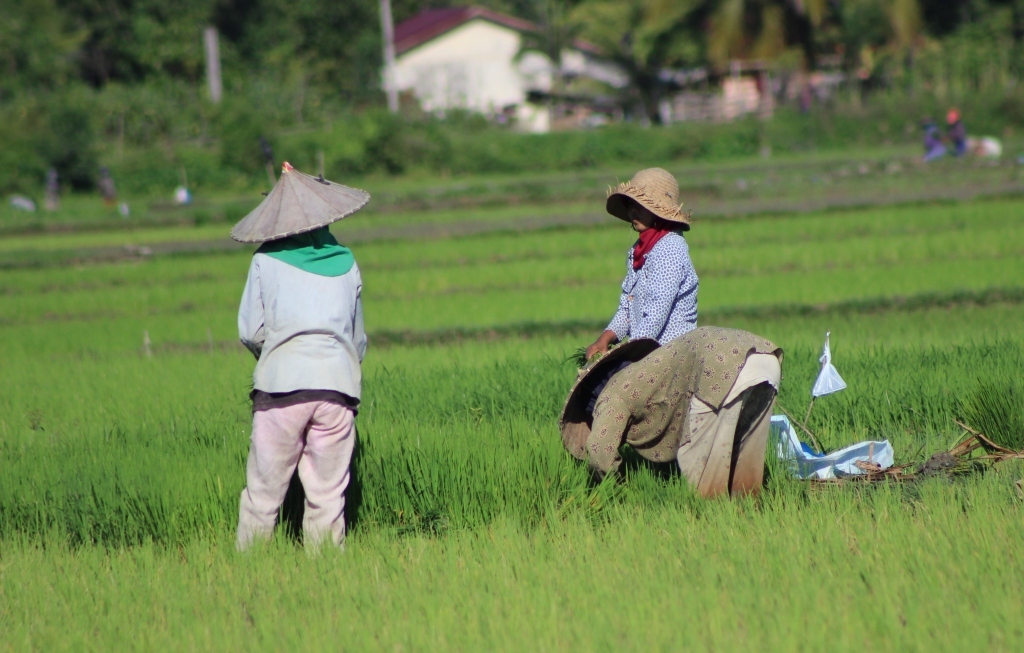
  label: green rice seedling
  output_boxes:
[4,337,1023,546]
[566,346,589,368]
[4,465,1024,650]
[958,378,1024,451]
[5,197,1024,342]
[5,175,1024,647]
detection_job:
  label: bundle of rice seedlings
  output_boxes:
[566,346,590,369]
[958,379,1024,452]
[565,339,631,369]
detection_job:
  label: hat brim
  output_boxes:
[606,186,690,231]
[559,338,662,460]
[230,165,370,243]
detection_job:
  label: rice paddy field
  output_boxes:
[2,169,1024,650]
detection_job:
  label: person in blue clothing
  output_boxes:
[921,119,947,162]
[585,167,699,360]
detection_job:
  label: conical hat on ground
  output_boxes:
[230,162,371,243]
[559,338,662,460]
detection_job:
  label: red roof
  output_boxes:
[394,6,600,55]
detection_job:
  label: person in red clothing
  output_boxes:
[947,109,967,157]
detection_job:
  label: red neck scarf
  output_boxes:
[633,228,672,270]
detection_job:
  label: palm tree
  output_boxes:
[707,0,830,71]
[834,0,923,93]
[570,0,707,122]
[516,0,583,98]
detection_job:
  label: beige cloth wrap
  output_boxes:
[678,354,780,497]
[586,327,782,491]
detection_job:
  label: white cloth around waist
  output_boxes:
[689,353,781,415]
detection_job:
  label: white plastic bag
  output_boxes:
[811,331,847,398]
[770,415,893,479]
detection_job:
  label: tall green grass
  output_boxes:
[2,337,1022,546]
[2,196,1024,648]
[959,378,1024,451]
[2,469,1023,650]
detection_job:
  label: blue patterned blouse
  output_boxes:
[606,232,699,344]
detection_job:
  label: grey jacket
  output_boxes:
[238,253,367,400]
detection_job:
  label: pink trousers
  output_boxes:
[236,401,355,550]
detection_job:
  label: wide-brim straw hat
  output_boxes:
[606,167,691,231]
[230,162,371,243]
[559,338,662,460]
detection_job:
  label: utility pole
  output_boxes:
[379,0,399,113]
[204,26,223,104]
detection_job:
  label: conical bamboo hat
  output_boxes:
[230,162,371,243]
[559,338,662,460]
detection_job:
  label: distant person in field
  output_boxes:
[231,162,370,551]
[947,109,967,157]
[44,168,60,211]
[585,168,698,360]
[921,120,946,162]
[98,166,117,206]
[561,328,782,497]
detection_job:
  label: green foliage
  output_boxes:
[571,0,706,68]
[11,94,1021,196]
[215,99,274,175]
[0,103,48,195]
[39,89,100,190]
[215,0,382,103]
[0,87,99,194]
[0,0,84,97]
[273,114,767,178]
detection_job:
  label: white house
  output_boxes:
[391,6,627,133]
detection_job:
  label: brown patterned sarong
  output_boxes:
[585,327,782,492]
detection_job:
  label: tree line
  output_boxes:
[1,1,1021,194]
[3,1,1021,102]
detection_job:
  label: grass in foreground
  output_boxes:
[3,470,1023,651]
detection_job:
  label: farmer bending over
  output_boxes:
[586,168,698,360]
[231,163,369,550]
[562,328,782,497]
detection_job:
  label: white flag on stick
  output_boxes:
[812,331,847,397]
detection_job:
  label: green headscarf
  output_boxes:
[256,227,354,277]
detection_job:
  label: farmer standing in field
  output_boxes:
[562,329,782,497]
[585,168,698,360]
[231,162,369,550]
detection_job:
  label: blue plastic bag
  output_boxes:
[770,415,893,480]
